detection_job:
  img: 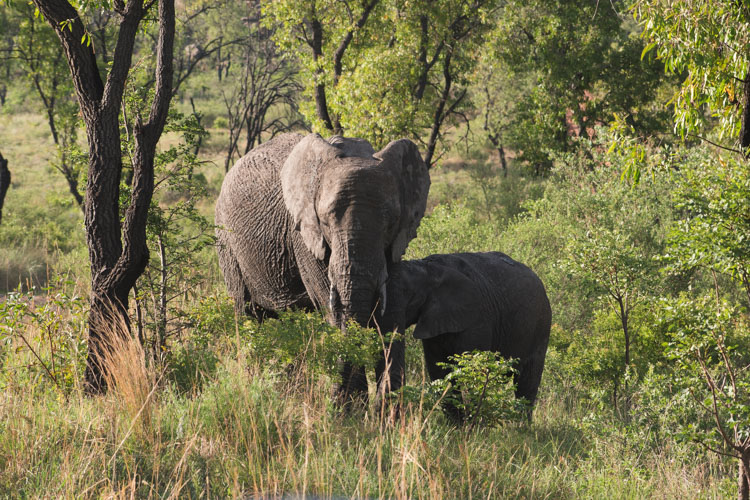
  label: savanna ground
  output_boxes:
[0,90,739,497]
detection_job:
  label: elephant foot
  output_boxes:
[245,302,278,321]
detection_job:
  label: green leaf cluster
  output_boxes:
[634,0,750,145]
[430,350,528,426]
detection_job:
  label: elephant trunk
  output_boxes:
[327,227,389,329]
[329,268,388,330]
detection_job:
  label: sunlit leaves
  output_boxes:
[634,0,750,146]
[659,295,750,459]
[664,154,750,291]
[478,0,670,172]
[263,0,498,154]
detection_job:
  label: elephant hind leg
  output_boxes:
[217,238,275,320]
[514,348,548,408]
[216,240,247,316]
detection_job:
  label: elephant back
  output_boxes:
[217,133,304,217]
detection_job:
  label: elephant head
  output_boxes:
[280,134,430,327]
[387,260,485,340]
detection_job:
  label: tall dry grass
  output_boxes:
[100,317,161,440]
[0,295,735,498]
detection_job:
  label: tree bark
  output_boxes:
[498,145,508,177]
[306,1,378,135]
[425,49,467,166]
[309,16,335,132]
[740,453,750,500]
[739,65,750,152]
[34,0,174,392]
[0,152,10,225]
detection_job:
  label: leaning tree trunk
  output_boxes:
[33,0,174,392]
[0,152,10,224]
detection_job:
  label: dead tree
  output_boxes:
[222,17,301,171]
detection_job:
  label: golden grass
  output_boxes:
[101,320,161,441]
[0,285,734,498]
[0,335,734,499]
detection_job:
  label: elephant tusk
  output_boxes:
[378,282,387,316]
[329,284,339,312]
[377,266,389,316]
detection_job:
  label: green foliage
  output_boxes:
[240,310,385,380]
[665,154,750,296]
[4,0,84,204]
[653,150,750,487]
[634,0,750,146]
[166,293,235,393]
[462,154,546,223]
[477,0,672,172]
[132,109,215,360]
[660,295,750,458]
[430,350,528,425]
[406,204,496,259]
[0,284,87,394]
[264,0,498,159]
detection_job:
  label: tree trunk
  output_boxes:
[216,39,223,82]
[309,17,334,132]
[34,0,174,393]
[739,65,750,152]
[618,295,631,417]
[156,233,168,360]
[739,453,750,500]
[498,145,508,177]
[425,49,463,166]
[0,152,10,224]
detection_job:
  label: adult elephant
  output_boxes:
[381,252,551,420]
[215,133,430,401]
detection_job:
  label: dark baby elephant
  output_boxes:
[380,252,552,416]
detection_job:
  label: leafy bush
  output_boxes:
[243,310,385,381]
[0,283,87,394]
[407,204,497,259]
[421,351,528,426]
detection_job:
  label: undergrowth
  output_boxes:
[0,288,734,499]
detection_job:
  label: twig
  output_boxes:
[468,368,493,431]
[686,133,745,156]
[16,331,68,402]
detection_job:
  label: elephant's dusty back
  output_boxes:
[216,133,303,220]
[425,252,551,351]
[215,132,309,310]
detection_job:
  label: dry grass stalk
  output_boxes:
[96,304,161,440]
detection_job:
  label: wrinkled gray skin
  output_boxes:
[215,133,430,401]
[380,252,551,419]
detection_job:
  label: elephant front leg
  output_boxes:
[375,338,405,394]
[335,361,369,411]
[375,338,405,421]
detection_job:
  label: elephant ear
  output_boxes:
[375,139,430,262]
[412,264,484,340]
[328,135,376,158]
[281,134,341,260]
